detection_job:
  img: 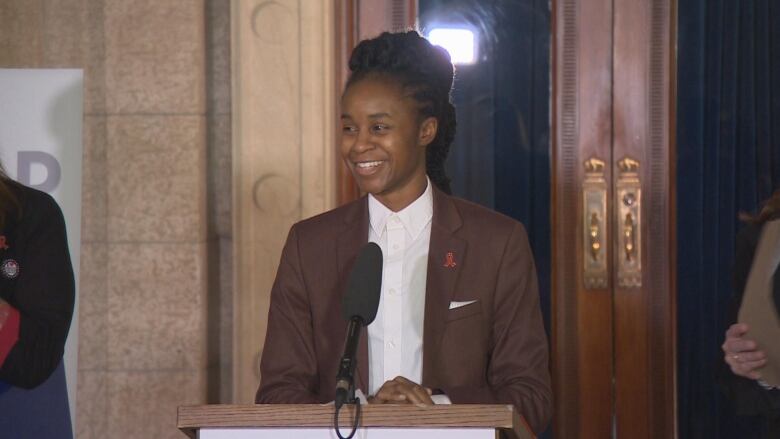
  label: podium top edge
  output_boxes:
[177,403,517,429]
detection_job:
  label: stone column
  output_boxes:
[231,0,337,403]
[89,1,209,437]
[1,1,210,438]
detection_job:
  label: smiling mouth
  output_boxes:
[355,161,383,169]
[353,160,384,176]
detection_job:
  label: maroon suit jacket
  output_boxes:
[256,186,552,433]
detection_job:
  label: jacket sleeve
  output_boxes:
[0,192,75,389]
[440,223,552,434]
[720,223,780,419]
[255,225,320,403]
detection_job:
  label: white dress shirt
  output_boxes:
[366,179,433,397]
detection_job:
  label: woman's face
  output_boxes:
[340,76,437,211]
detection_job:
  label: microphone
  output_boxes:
[334,242,382,409]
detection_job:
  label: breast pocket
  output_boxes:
[446,300,482,322]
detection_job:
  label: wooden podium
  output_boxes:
[178,404,535,439]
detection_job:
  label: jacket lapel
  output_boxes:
[335,196,370,394]
[422,188,466,385]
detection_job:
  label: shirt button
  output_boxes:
[388,340,396,348]
[392,244,399,250]
[389,288,397,295]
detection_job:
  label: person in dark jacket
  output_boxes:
[722,192,780,438]
[0,164,75,437]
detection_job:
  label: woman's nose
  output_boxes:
[351,129,373,153]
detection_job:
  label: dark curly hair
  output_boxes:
[345,31,456,194]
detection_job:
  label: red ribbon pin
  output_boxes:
[0,236,8,250]
[443,251,457,268]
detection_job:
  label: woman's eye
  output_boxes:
[342,125,357,134]
[371,124,388,133]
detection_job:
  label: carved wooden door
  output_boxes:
[552,0,676,437]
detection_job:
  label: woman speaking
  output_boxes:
[256,31,551,435]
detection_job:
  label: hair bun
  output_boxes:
[348,31,454,94]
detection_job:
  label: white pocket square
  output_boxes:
[449,300,478,310]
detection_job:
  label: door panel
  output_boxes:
[553,0,614,437]
[554,0,676,437]
[612,0,676,437]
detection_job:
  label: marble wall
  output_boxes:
[1,1,225,437]
[1,0,338,435]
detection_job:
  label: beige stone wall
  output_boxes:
[1,1,217,437]
[1,0,338,435]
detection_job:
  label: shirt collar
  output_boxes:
[368,178,433,240]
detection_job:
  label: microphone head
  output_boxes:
[342,242,383,325]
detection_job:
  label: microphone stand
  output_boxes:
[334,316,364,439]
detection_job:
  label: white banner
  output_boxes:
[0,69,83,430]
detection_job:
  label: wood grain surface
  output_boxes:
[177,404,533,439]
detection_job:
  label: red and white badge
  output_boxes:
[1,259,19,279]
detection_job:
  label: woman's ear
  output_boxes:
[419,116,438,147]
